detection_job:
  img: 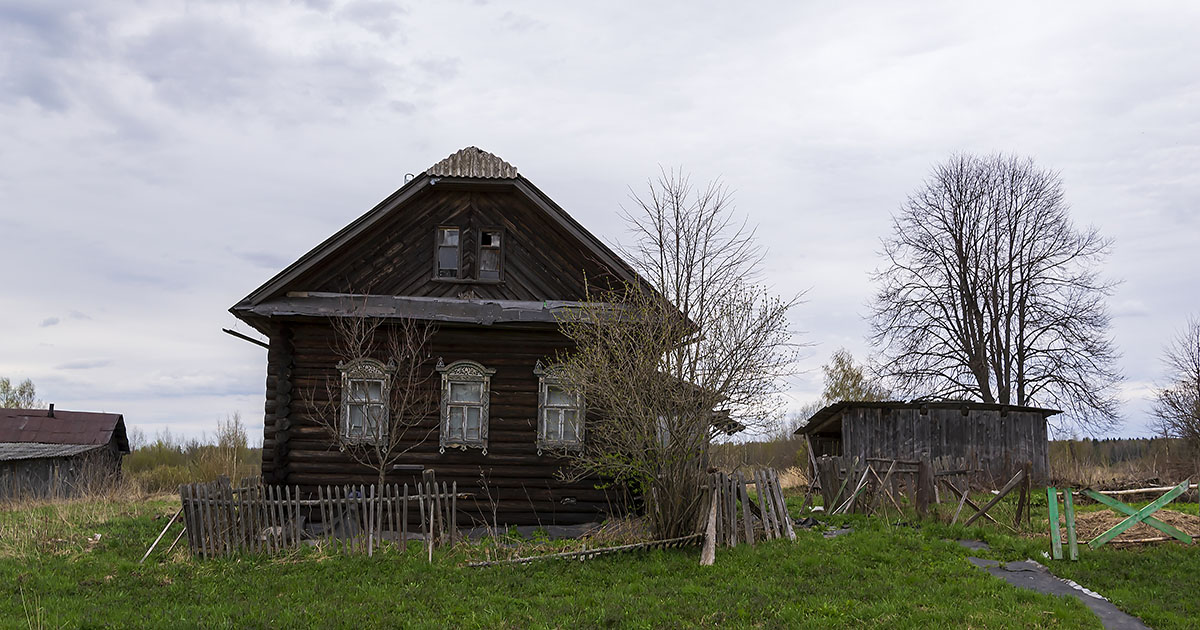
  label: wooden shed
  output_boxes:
[796,400,1055,482]
[229,147,650,526]
[0,406,130,500]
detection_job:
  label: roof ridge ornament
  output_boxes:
[426,147,518,179]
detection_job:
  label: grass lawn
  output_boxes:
[0,496,1106,629]
[924,495,1200,630]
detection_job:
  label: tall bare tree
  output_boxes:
[869,153,1121,433]
[1151,316,1200,453]
[302,305,439,487]
[554,171,800,538]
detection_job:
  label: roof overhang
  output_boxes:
[233,292,630,328]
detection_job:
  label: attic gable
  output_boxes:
[232,147,642,321]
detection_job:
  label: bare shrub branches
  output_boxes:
[301,301,439,486]
[1151,316,1200,450]
[553,171,800,538]
[870,153,1121,434]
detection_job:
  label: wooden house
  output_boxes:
[230,147,644,526]
[0,406,130,500]
[796,400,1055,482]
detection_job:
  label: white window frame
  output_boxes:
[436,358,494,454]
[338,358,392,444]
[534,361,585,454]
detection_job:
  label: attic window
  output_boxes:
[479,230,502,280]
[436,227,460,278]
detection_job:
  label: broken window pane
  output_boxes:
[480,249,500,280]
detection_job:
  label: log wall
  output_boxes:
[260,320,623,526]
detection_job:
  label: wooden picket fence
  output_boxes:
[178,473,464,559]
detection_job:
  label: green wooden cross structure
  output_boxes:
[1084,480,1193,549]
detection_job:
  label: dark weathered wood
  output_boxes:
[737,472,754,546]
[915,460,933,519]
[772,469,796,540]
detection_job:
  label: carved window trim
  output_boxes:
[534,360,585,454]
[436,358,494,454]
[338,358,393,444]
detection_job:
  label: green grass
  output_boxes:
[918,491,1200,630]
[0,496,1104,629]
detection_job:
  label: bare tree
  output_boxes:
[870,153,1121,434]
[1151,316,1200,453]
[553,171,800,539]
[303,306,439,487]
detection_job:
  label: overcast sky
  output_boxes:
[2,1,1197,442]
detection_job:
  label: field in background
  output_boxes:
[121,414,261,494]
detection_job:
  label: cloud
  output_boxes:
[234,249,293,269]
[338,1,408,39]
[39,316,60,327]
[55,359,114,370]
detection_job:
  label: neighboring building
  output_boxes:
[230,147,650,525]
[796,400,1055,482]
[0,406,130,500]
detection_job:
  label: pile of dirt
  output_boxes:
[1071,509,1200,544]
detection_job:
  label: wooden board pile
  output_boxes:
[700,468,796,566]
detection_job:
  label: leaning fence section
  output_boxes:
[177,473,463,559]
[700,468,796,565]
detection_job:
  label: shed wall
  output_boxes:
[0,447,123,501]
[841,407,1048,482]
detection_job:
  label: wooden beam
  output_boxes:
[222,328,269,349]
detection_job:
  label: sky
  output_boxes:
[1,1,1197,443]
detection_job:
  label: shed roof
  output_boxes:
[0,408,129,453]
[795,400,1062,436]
[0,442,106,462]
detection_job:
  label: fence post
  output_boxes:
[1047,487,1063,560]
[916,460,933,519]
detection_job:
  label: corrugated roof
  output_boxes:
[0,408,129,453]
[794,399,1062,436]
[426,146,518,179]
[0,442,104,462]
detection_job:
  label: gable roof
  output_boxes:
[232,147,644,311]
[0,408,129,453]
